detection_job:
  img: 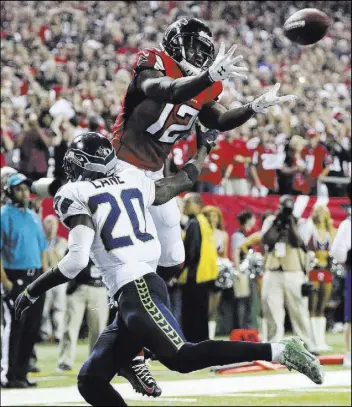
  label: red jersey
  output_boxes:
[111,48,223,171]
[252,144,278,191]
[302,144,331,178]
[229,138,251,180]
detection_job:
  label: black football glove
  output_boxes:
[15,289,39,321]
[195,121,220,154]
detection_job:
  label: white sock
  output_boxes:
[208,321,217,340]
[271,343,285,362]
[133,355,144,362]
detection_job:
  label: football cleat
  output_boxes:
[118,358,162,397]
[279,336,324,384]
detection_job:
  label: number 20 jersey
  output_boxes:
[54,168,161,296]
[111,48,223,172]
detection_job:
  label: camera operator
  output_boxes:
[261,195,314,351]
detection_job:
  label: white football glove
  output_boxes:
[251,83,297,113]
[208,42,248,83]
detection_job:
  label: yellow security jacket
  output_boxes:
[179,213,218,284]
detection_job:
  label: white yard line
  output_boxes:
[1,370,351,406]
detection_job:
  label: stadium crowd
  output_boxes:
[1,1,351,196]
[0,0,351,389]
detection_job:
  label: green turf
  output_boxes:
[2,332,350,406]
[23,331,347,389]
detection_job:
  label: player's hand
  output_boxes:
[15,289,38,321]
[208,42,248,82]
[195,121,220,153]
[251,83,297,113]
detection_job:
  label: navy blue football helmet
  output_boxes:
[63,132,117,182]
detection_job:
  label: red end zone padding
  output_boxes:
[229,329,260,342]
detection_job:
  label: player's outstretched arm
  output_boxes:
[153,124,219,205]
[136,43,247,105]
[14,214,95,321]
[199,82,297,132]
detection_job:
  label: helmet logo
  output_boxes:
[137,52,149,67]
[96,146,111,158]
[67,150,89,167]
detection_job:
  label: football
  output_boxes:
[283,8,331,45]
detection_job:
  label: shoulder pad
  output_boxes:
[53,183,90,227]
[133,48,182,78]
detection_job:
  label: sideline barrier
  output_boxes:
[41,194,350,241]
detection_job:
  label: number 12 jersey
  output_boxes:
[111,48,223,172]
[54,168,161,296]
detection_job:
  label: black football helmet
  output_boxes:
[63,132,118,182]
[162,18,215,76]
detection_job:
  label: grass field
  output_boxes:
[2,332,351,406]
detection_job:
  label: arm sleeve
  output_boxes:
[136,69,214,105]
[184,219,202,270]
[57,225,95,279]
[330,219,351,263]
[198,101,255,132]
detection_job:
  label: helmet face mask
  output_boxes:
[63,132,117,182]
[162,18,215,76]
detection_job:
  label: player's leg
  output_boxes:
[149,198,185,282]
[77,313,143,406]
[119,272,324,384]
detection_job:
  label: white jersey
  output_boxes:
[54,168,161,296]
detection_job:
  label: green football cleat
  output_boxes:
[279,337,324,384]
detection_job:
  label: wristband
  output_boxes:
[24,288,39,303]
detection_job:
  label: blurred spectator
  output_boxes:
[194,137,226,193]
[57,260,109,372]
[250,129,280,196]
[278,135,307,195]
[305,205,336,353]
[0,166,18,205]
[330,184,351,367]
[301,129,332,196]
[17,113,53,181]
[1,113,14,168]
[231,210,256,329]
[324,132,351,197]
[40,215,68,343]
[202,205,229,339]
[166,196,188,325]
[180,193,218,342]
[1,173,48,388]
[222,129,252,196]
[261,196,314,351]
